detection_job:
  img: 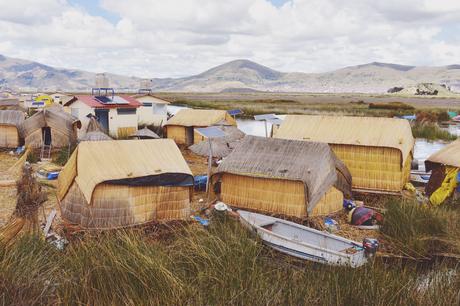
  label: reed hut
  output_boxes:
[189,125,245,158]
[275,115,414,193]
[0,110,24,148]
[57,139,194,229]
[22,106,81,149]
[80,117,112,142]
[425,140,460,204]
[165,109,236,145]
[212,136,352,218]
[129,127,160,139]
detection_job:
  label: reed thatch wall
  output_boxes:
[57,139,193,229]
[0,110,24,148]
[22,106,80,149]
[117,127,137,139]
[331,144,411,192]
[60,181,191,229]
[275,115,415,193]
[219,173,342,217]
[166,125,188,145]
[0,125,20,148]
[213,136,352,215]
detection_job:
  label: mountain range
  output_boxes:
[1,54,460,93]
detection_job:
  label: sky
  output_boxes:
[0,0,459,78]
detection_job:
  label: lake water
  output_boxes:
[167,105,451,162]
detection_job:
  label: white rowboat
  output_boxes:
[238,210,373,268]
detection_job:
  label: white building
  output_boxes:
[131,93,170,126]
[64,95,141,139]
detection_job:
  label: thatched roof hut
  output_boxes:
[188,125,245,158]
[425,140,460,171]
[22,106,81,149]
[80,117,112,142]
[57,139,194,229]
[212,136,352,218]
[0,110,25,148]
[165,109,236,145]
[129,127,160,139]
[0,98,21,110]
[425,140,460,200]
[275,115,414,193]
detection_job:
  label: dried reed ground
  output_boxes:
[2,149,460,305]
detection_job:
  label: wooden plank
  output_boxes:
[43,209,57,237]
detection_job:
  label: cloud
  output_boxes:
[0,0,459,77]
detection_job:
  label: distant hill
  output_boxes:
[1,54,460,93]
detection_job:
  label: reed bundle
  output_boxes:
[0,165,47,244]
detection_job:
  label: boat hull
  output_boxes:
[238,210,368,268]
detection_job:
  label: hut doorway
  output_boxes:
[42,127,52,145]
[185,127,194,146]
[95,109,109,133]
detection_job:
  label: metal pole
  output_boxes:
[206,138,213,203]
[264,120,268,137]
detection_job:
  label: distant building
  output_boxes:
[164,109,236,145]
[64,95,141,139]
[50,92,73,105]
[131,93,170,126]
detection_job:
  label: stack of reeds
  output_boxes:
[0,164,47,244]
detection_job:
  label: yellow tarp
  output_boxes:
[57,139,193,203]
[430,167,459,206]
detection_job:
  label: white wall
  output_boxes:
[69,100,94,139]
[108,108,138,138]
[70,99,139,139]
[136,96,168,126]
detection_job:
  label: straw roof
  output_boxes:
[189,125,245,158]
[0,98,20,109]
[0,110,24,127]
[81,131,112,142]
[165,109,236,127]
[129,127,160,139]
[80,117,112,142]
[275,115,414,165]
[213,135,352,212]
[57,139,193,203]
[425,139,460,171]
[22,106,81,138]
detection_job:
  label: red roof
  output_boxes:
[70,95,141,109]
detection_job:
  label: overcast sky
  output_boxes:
[0,0,459,78]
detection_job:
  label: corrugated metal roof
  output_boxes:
[69,95,141,109]
[275,115,414,165]
[426,139,460,170]
[165,109,236,127]
[213,135,352,212]
[57,139,193,203]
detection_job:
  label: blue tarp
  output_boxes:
[399,115,416,121]
[194,175,208,191]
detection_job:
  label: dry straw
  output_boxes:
[213,136,352,217]
[275,115,415,192]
